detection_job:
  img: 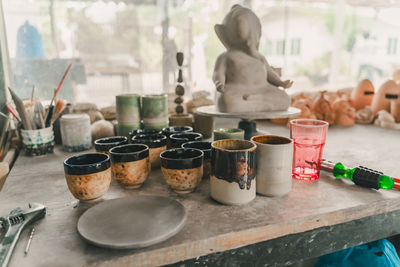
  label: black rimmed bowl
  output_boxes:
[94,136,128,154]
[160,148,204,194]
[109,144,150,189]
[63,153,111,201]
[169,132,203,149]
[129,129,162,139]
[131,134,167,168]
[182,141,212,179]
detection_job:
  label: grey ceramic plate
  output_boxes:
[77,195,186,249]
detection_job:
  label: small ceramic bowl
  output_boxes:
[109,144,150,189]
[213,128,244,141]
[129,129,162,139]
[182,141,211,179]
[169,132,203,149]
[94,136,128,154]
[131,134,167,168]
[162,126,193,138]
[63,153,111,201]
[160,148,203,194]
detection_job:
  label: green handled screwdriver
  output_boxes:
[320,160,400,190]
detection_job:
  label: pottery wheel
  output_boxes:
[196,105,301,140]
[77,195,186,249]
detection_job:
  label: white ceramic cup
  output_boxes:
[251,135,293,197]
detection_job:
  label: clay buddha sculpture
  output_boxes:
[350,79,374,110]
[213,5,292,113]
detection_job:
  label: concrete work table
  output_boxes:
[1,121,400,267]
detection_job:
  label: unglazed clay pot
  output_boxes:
[160,148,204,194]
[109,144,150,189]
[94,136,128,154]
[332,97,356,126]
[312,91,335,125]
[371,80,400,114]
[182,141,212,179]
[131,134,167,168]
[63,153,111,201]
[211,139,256,205]
[351,79,375,110]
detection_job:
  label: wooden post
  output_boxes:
[160,0,169,93]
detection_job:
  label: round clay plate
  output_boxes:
[196,105,301,120]
[77,196,186,249]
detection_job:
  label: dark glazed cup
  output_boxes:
[182,141,211,179]
[132,134,167,168]
[160,148,204,194]
[94,136,128,154]
[129,129,161,139]
[109,144,150,189]
[211,139,257,205]
[162,126,193,138]
[169,132,203,149]
[64,153,111,201]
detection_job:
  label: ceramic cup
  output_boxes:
[169,132,203,149]
[131,134,167,168]
[213,128,244,141]
[251,135,293,197]
[116,94,141,136]
[160,148,204,194]
[94,136,128,154]
[60,113,92,152]
[211,139,257,205]
[182,141,211,179]
[141,94,168,130]
[109,144,150,189]
[63,153,111,201]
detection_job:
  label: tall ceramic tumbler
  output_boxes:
[141,94,168,130]
[116,94,141,137]
[290,119,328,181]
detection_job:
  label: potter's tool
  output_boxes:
[24,228,35,255]
[5,103,21,122]
[8,87,32,130]
[321,160,399,190]
[33,102,45,129]
[44,63,72,122]
[0,203,46,267]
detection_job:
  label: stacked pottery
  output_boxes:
[132,134,167,168]
[210,139,256,205]
[116,94,141,137]
[141,95,168,130]
[60,114,92,152]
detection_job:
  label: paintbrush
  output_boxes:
[45,106,54,128]
[5,103,21,122]
[33,102,45,129]
[51,99,67,124]
[8,87,32,130]
[44,63,72,122]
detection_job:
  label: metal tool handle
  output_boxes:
[0,223,23,267]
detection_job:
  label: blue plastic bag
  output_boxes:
[316,239,400,267]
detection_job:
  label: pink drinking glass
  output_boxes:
[289,119,329,181]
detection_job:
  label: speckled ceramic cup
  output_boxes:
[160,148,204,194]
[131,134,167,168]
[162,126,193,148]
[94,136,128,154]
[213,128,244,141]
[211,139,257,205]
[182,141,211,179]
[169,132,203,149]
[109,144,150,189]
[63,153,111,201]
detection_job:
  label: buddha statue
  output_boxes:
[213,5,292,113]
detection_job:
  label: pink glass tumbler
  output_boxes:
[290,119,329,181]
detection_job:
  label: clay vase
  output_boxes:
[371,80,400,114]
[312,91,335,125]
[332,98,356,126]
[350,79,375,110]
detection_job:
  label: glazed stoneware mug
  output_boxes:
[131,134,167,168]
[169,132,203,149]
[160,148,204,194]
[162,126,193,148]
[109,144,151,189]
[213,128,244,141]
[94,136,128,154]
[64,153,111,201]
[251,135,293,197]
[211,139,257,205]
[182,141,212,179]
